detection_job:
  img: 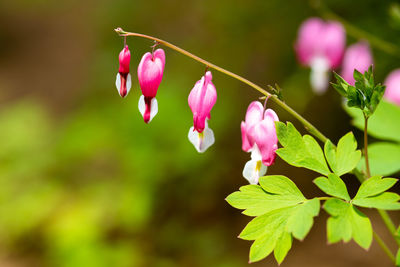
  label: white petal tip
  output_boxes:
[188,126,215,153]
[242,159,267,185]
[138,95,158,123]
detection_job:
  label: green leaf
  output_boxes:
[354,176,398,199]
[314,173,350,201]
[274,231,292,264]
[226,184,304,217]
[324,198,372,249]
[243,199,320,263]
[335,67,385,117]
[275,122,330,175]
[396,248,400,267]
[352,176,400,210]
[227,176,320,263]
[324,133,361,176]
[345,100,400,143]
[353,192,400,210]
[357,142,400,176]
[285,198,320,240]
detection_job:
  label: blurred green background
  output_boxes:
[0,0,399,266]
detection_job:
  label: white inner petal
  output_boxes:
[126,73,132,95]
[250,144,262,161]
[149,97,158,122]
[310,56,330,94]
[138,95,145,117]
[188,125,215,153]
[242,159,267,185]
[115,73,121,92]
[138,96,159,123]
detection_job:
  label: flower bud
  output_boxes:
[115,45,132,98]
[137,48,166,123]
[188,71,217,153]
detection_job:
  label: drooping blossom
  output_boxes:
[384,69,400,106]
[295,17,346,94]
[241,101,279,184]
[188,71,217,153]
[137,48,166,123]
[341,42,373,85]
[115,45,132,98]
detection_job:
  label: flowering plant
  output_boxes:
[113,10,400,264]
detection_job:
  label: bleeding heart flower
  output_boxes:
[188,71,217,153]
[341,42,373,85]
[137,48,166,123]
[295,17,346,94]
[384,69,400,106]
[241,101,279,184]
[115,45,132,98]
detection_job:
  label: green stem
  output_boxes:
[114,28,329,143]
[311,0,400,58]
[373,231,396,264]
[378,209,398,242]
[364,115,371,178]
[362,115,400,253]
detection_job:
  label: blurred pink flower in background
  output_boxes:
[295,17,346,94]
[384,69,400,106]
[137,48,166,123]
[341,42,373,85]
[188,71,217,153]
[241,101,279,184]
[115,45,132,98]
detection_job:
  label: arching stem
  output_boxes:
[114,28,329,144]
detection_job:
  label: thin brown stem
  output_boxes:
[114,27,329,144]
[364,114,371,178]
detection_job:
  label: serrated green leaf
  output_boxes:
[275,122,330,175]
[354,176,398,199]
[324,199,372,249]
[274,231,292,264]
[353,192,400,210]
[286,198,320,240]
[314,173,350,201]
[259,175,305,198]
[324,133,361,176]
[244,198,320,263]
[357,142,400,176]
[345,100,400,142]
[228,175,319,263]
[226,177,306,217]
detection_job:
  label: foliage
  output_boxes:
[227,122,400,264]
[332,66,385,118]
[226,176,320,263]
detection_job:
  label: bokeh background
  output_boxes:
[0,0,399,266]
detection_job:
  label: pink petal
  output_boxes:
[384,69,400,106]
[341,42,373,85]
[137,49,166,98]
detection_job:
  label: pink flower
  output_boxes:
[295,17,346,94]
[241,101,279,184]
[240,101,264,152]
[384,69,400,106]
[115,45,132,98]
[137,48,166,123]
[188,71,217,153]
[341,42,373,85]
